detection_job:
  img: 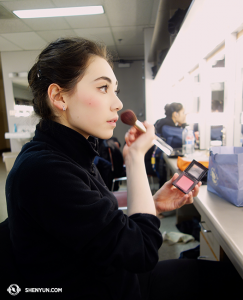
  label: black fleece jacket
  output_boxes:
[6,120,162,300]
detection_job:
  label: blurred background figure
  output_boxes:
[95,137,125,191]
[154,102,186,135]
[145,103,187,189]
[211,99,223,112]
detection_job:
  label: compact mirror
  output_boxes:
[172,160,208,194]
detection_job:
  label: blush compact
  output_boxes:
[172,159,208,194]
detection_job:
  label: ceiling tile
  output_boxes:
[116,45,144,59]
[0,0,157,59]
[0,19,31,34]
[37,29,77,43]
[22,17,71,31]
[74,27,115,46]
[112,26,144,46]
[104,0,153,26]
[1,0,55,11]
[65,14,109,29]
[1,32,47,50]
[0,35,22,51]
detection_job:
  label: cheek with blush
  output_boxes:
[83,96,101,108]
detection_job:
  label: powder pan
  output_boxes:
[172,159,208,194]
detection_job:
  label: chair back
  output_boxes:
[162,125,183,148]
[112,191,127,210]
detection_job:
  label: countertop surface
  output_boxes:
[163,154,243,279]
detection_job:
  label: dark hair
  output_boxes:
[164,102,183,117]
[28,37,113,120]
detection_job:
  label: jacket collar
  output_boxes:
[33,120,99,171]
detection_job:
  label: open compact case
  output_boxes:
[172,159,208,194]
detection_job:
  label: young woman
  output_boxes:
[154,102,186,135]
[6,38,241,299]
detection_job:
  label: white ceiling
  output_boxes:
[0,0,162,60]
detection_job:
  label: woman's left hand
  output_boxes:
[153,173,201,216]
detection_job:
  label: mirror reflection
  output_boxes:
[211,125,223,144]
[9,73,33,107]
[211,82,224,112]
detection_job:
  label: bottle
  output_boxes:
[14,123,17,132]
[221,126,226,146]
[182,126,195,156]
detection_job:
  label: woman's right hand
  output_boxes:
[123,121,156,161]
[122,121,157,216]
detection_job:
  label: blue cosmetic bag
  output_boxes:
[207,147,243,207]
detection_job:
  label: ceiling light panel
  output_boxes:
[13,6,104,19]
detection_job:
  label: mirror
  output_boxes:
[212,57,225,68]
[9,72,35,118]
[9,73,33,107]
[211,125,223,143]
[211,82,224,112]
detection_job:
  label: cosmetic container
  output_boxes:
[172,159,208,194]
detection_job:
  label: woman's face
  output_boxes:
[63,56,123,139]
[175,108,186,125]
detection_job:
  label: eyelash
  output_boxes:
[99,85,120,96]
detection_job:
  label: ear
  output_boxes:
[48,83,66,111]
[172,111,177,118]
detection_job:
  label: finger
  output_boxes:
[124,132,131,146]
[186,191,194,204]
[165,173,179,187]
[176,194,190,208]
[143,121,157,139]
[125,128,138,145]
[143,121,154,131]
[129,126,137,134]
[192,183,200,197]
[125,131,134,146]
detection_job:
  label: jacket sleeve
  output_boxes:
[13,151,162,273]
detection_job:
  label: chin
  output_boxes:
[95,131,113,140]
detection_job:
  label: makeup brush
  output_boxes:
[121,109,173,156]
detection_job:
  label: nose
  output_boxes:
[111,96,123,111]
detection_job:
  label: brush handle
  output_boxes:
[134,120,173,155]
[153,137,173,156]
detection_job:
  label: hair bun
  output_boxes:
[164,104,171,116]
[164,102,183,117]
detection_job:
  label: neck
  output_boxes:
[54,117,89,139]
[171,115,177,124]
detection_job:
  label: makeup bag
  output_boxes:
[177,156,209,171]
[207,146,243,207]
[177,156,209,184]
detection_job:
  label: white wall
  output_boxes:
[144,27,157,123]
[113,61,146,146]
[144,0,243,148]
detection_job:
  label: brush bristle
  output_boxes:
[120,109,137,126]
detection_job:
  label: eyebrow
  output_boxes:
[93,76,118,86]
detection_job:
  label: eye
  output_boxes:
[115,89,120,96]
[99,85,108,93]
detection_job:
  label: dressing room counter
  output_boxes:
[163,154,243,279]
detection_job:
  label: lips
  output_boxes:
[107,117,118,123]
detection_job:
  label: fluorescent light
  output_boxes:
[13,6,104,19]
